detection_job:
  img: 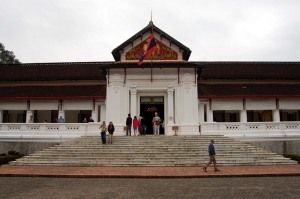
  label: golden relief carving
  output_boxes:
[125,39,178,60]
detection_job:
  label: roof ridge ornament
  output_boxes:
[150,9,153,24]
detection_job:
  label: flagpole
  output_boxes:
[150,14,154,82]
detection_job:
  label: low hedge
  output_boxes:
[0,150,24,165]
[284,154,300,164]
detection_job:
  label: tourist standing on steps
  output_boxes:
[139,114,146,136]
[133,116,140,136]
[152,112,161,135]
[107,121,115,144]
[126,114,132,136]
[99,121,107,144]
[203,139,219,172]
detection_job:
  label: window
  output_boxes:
[280,110,300,121]
[247,110,273,122]
[213,111,240,122]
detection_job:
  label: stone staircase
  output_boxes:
[10,135,297,166]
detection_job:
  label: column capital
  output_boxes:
[130,87,137,95]
[167,88,174,93]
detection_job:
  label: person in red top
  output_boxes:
[133,116,140,136]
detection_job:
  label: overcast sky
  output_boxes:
[0,0,299,63]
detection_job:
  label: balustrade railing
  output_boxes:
[200,122,300,138]
[1,122,300,140]
[0,123,101,140]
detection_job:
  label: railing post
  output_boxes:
[0,110,3,123]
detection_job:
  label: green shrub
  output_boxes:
[0,151,24,165]
[284,154,300,164]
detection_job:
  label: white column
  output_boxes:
[207,110,213,122]
[273,109,280,122]
[167,88,174,125]
[26,110,33,123]
[198,103,205,123]
[240,110,247,122]
[130,88,137,117]
[100,104,106,122]
[166,89,174,135]
[58,111,65,120]
[207,100,213,122]
[91,110,97,122]
[0,110,3,123]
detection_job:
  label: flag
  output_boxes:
[138,33,157,65]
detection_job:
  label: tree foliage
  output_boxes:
[0,42,21,64]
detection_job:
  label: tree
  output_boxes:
[0,42,21,64]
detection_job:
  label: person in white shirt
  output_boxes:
[152,112,161,135]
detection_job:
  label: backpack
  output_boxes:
[155,120,160,125]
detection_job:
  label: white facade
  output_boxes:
[106,67,199,135]
[0,23,300,141]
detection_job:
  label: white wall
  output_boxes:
[63,100,93,110]
[0,102,27,110]
[279,99,300,109]
[106,67,199,135]
[246,99,276,110]
[30,101,58,110]
[212,99,243,110]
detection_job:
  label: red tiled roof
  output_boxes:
[2,61,300,81]
[198,62,300,80]
[198,84,300,98]
[0,62,110,81]
[0,85,106,100]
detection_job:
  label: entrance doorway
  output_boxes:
[140,96,164,135]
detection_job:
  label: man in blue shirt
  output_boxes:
[203,139,219,172]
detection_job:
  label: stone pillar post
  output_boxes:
[100,104,106,122]
[207,110,213,122]
[167,88,174,125]
[273,109,280,122]
[58,111,65,121]
[26,110,34,123]
[130,88,137,117]
[0,110,3,123]
[166,89,174,135]
[240,110,247,122]
[91,110,97,122]
[207,101,213,122]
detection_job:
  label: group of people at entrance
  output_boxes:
[99,118,219,173]
[126,112,161,136]
[98,111,161,144]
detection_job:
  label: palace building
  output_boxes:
[1,21,300,140]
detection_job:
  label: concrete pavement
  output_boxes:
[0,176,299,199]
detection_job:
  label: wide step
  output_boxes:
[10,135,297,166]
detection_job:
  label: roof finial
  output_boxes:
[150,9,153,24]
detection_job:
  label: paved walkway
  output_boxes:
[1,176,300,199]
[0,165,299,178]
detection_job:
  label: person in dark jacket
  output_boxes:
[203,140,219,172]
[107,121,115,144]
[99,121,107,144]
[126,114,132,136]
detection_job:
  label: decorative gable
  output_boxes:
[112,21,191,62]
[125,38,178,61]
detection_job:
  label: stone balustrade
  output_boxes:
[1,122,300,141]
[200,122,300,139]
[0,123,101,141]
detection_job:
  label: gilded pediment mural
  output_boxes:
[125,38,178,61]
